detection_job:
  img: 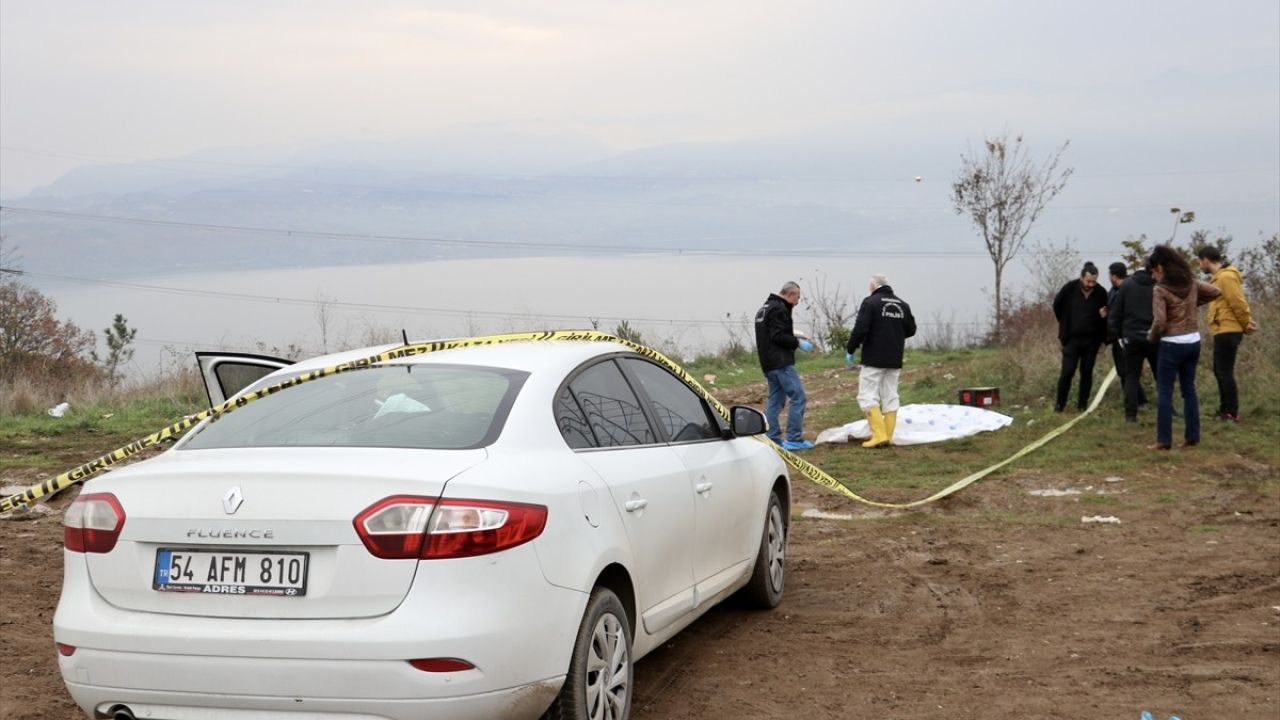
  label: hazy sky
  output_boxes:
[2,0,1278,194]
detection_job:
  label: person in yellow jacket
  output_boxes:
[1197,246,1258,423]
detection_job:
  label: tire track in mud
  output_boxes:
[633,606,747,713]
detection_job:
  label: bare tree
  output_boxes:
[1021,237,1081,302]
[0,281,96,384]
[314,290,334,354]
[799,270,856,352]
[952,132,1073,340]
[0,236,21,287]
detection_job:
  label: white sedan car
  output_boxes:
[55,340,790,720]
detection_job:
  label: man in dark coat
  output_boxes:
[1107,262,1149,413]
[1108,261,1157,422]
[755,281,814,450]
[846,274,916,448]
[1052,262,1108,412]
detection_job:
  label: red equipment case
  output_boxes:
[958,387,1000,407]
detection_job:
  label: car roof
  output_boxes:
[263,337,638,381]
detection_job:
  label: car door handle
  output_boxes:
[695,482,714,494]
[624,498,648,513]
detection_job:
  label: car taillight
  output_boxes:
[354,496,547,560]
[423,499,547,560]
[352,496,435,559]
[64,493,125,554]
[56,643,76,657]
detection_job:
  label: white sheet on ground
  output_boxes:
[815,403,1013,446]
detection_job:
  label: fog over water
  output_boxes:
[36,253,1011,375]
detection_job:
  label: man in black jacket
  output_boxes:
[846,275,916,448]
[1052,262,1108,412]
[1107,261,1159,422]
[1106,263,1128,390]
[755,281,814,450]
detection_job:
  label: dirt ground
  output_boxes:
[2,434,1278,719]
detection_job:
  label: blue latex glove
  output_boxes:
[846,352,854,365]
[797,339,814,352]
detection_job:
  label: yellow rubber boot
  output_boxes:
[883,410,897,446]
[861,407,890,449]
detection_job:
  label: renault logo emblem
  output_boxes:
[222,486,244,515]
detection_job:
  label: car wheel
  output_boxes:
[547,587,633,720]
[741,490,786,608]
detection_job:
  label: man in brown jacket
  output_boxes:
[1197,246,1258,423]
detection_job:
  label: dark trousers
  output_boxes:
[1211,332,1244,416]
[1057,338,1101,410]
[1156,340,1201,445]
[1110,342,1148,408]
[1122,339,1159,419]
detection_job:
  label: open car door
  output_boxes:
[195,352,295,407]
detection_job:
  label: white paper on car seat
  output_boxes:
[373,393,431,419]
[815,404,1013,446]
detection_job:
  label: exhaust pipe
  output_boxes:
[97,705,134,720]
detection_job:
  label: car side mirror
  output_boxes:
[729,405,767,437]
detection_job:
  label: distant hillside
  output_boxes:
[2,112,1277,280]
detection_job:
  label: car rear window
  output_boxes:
[183,364,528,451]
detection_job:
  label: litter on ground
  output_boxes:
[800,508,855,521]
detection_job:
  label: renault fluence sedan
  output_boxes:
[55,340,789,720]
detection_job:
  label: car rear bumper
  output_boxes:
[68,675,561,720]
[55,544,585,718]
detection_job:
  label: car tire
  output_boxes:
[741,490,786,608]
[546,587,633,720]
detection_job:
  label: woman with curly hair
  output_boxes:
[1147,245,1221,450]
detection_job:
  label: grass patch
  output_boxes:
[0,455,53,471]
[0,395,200,440]
[1081,495,1121,506]
[0,370,204,441]
[780,339,1279,507]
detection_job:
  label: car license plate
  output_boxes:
[154,548,309,596]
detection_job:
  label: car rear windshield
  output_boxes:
[182,364,528,451]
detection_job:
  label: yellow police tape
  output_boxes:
[0,330,1116,513]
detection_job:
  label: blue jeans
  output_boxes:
[1156,341,1201,445]
[765,365,807,443]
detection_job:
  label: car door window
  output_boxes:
[620,359,720,443]
[196,352,294,405]
[567,361,657,447]
[555,387,597,449]
[214,362,280,400]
